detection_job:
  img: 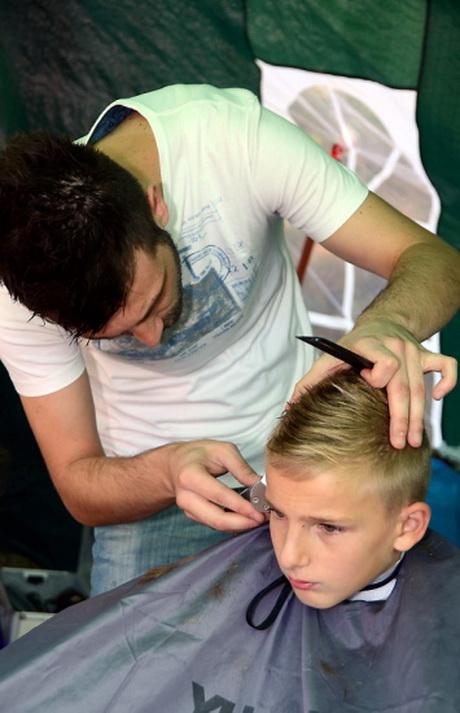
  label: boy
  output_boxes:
[263,368,432,611]
[0,370,459,711]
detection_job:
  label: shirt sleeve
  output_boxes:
[0,287,85,397]
[246,103,369,242]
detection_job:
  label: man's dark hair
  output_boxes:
[0,131,172,336]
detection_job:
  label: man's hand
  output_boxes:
[310,191,460,449]
[167,440,267,532]
[291,322,457,449]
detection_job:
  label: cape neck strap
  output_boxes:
[246,557,405,629]
[246,575,291,630]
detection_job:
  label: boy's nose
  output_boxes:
[278,526,312,571]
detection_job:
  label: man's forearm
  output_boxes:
[57,444,179,526]
[355,241,460,341]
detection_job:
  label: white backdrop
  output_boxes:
[258,60,443,446]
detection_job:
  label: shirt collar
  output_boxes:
[348,554,405,603]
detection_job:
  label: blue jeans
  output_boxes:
[90,504,232,595]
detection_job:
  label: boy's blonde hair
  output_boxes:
[266,369,431,513]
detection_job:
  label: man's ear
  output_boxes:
[146,185,169,227]
[394,502,431,553]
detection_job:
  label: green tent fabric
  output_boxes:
[248,0,460,443]
[247,0,426,88]
[0,0,259,139]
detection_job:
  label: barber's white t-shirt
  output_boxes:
[0,85,368,477]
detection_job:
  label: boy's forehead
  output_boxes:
[265,459,319,481]
[265,462,388,519]
[265,458,375,486]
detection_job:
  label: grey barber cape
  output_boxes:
[0,524,459,712]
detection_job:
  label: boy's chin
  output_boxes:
[292,589,346,610]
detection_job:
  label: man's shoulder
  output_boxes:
[123,83,260,115]
[80,85,261,146]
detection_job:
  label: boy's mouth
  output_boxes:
[288,577,318,590]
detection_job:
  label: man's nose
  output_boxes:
[131,318,164,346]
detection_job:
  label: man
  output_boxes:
[0,84,458,594]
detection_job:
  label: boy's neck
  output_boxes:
[348,554,404,603]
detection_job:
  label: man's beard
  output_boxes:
[161,238,183,329]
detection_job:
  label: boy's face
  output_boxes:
[265,463,404,609]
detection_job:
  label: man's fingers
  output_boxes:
[381,357,412,450]
[179,488,265,532]
[169,439,268,533]
[387,348,457,449]
[403,344,426,448]
[176,470,265,525]
[362,340,423,449]
[423,353,458,399]
[366,344,457,449]
[173,440,260,488]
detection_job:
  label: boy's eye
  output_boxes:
[319,523,343,535]
[267,507,285,520]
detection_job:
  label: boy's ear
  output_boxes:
[146,184,169,227]
[394,502,431,553]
